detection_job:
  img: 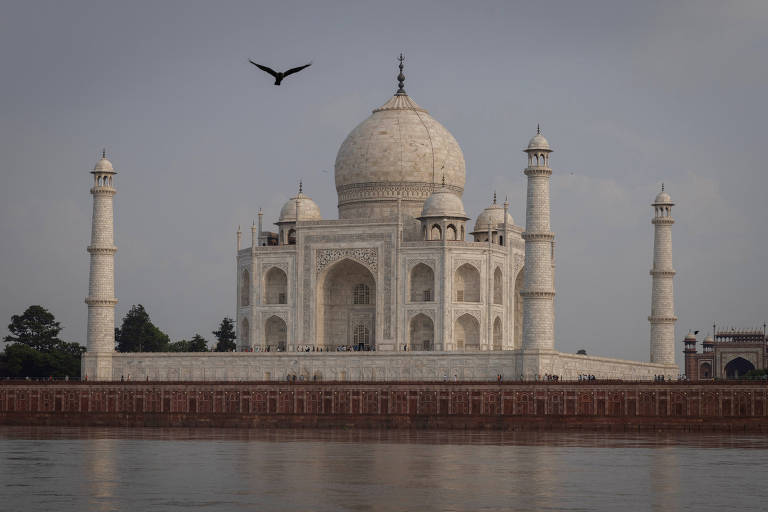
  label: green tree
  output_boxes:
[189,333,209,352]
[4,305,62,352]
[168,339,190,352]
[213,317,236,352]
[1,306,85,378]
[115,304,170,352]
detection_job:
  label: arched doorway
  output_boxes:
[455,314,480,351]
[240,269,250,306]
[513,268,524,349]
[493,317,502,350]
[409,314,434,351]
[454,264,480,302]
[700,362,712,379]
[240,317,249,349]
[493,267,503,305]
[725,357,754,379]
[264,315,287,351]
[410,263,434,302]
[316,259,376,350]
[264,267,287,304]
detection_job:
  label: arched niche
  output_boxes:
[240,269,250,306]
[264,315,286,351]
[513,267,524,349]
[240,317,249,347]
[493,317,502,350]
[264,267,287,304]
[410,263,434,302]
[316,259,376,350]
[700,362,712,379]
[409,314,434,351]
[493,267,503,305]
[454,263,480,302]
[725,357,754,379]
[454,314,480,351]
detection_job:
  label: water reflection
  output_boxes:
[1,427,767,512]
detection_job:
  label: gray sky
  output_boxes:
[1,0,766,365]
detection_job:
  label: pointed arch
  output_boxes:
[264,267,287,304]
[725,357,754,379]
[454,314,480,351]
[264,315,286,351]
[409,314,434,351]
[410,263,434,302]
[446,224,457,241]
[240,269,250,306]
[493,316,502,350]
[513,267,524,349]
[240,317,250,346]
[493,267,503,305]
[431,224,442,240]
[454,263,480,302]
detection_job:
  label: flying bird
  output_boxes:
[248,60,312,85]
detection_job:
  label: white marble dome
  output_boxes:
[472,202,514,233]
[527,132,551,151]
[278,192,322,223]
[420,187,468,219]
[334,92,466,219]
[93,156,114,172]
[654,190,672,204]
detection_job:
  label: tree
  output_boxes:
[167,334,209,353]
[1,305,85,378]
[213,317,236,352]
[115,304,170,352]
[4,305,62,352]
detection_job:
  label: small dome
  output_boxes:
[684,332,697,341]
[472,202,513,233]
[703,335,715,344]
[526,129,551,151]
[654,191,672,204]
[278,192,322,223]
[93,156,114,172]
[420,187,467,218]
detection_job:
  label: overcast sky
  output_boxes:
[1,0,766,365]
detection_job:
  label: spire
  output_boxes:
[396,53,406,95]
[298,180,303,194]
[537,124,541,135]
[493,191,497,204]
[102,148,107,159]
[441,173,446,187]
[662,183,665,192]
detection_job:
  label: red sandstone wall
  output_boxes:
[1,381,767,431]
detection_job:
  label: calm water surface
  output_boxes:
[1,426,766,511]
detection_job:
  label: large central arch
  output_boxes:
[316,259,376,350]
[725,357,754,379]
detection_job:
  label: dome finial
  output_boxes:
[396,53,406,95]
[441,173,446,187]
[102,148,107,159]
[662,182,665,192]
[493,191,497,204]
[299,180,303,194]
[537,124,541,135]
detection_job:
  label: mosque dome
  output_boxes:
[703,335,715,344]
[654,190,672,204]
[526,128,551,151]
[472,199,514,233]
[277,187,322,223]
[93,151,114,172]
[420,186,468,219]
[334,58,465,219]
[684,332,697,342]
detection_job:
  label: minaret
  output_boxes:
[521,126,556,352]
[649,185,677,365]
[85,150,118,371]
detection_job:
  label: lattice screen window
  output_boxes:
[353,324,370,345]
[353,284,370,305]
[278,293,286,304]
[456,289,464,302]
[423,289,432,302]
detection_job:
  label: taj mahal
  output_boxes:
[82,59,680,381]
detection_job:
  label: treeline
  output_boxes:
[1,304,238,379]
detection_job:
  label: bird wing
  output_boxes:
[249,60,278,78]
[283,62,312,77]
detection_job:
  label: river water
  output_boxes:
[1,427,766,511]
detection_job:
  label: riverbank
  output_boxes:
[2,380,767,431]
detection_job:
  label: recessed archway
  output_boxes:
[240,269,250,306]
[240,317,249,348]
[409,314,434,351]
[410,263,434,302]
[264,315,287,351]
[493,317,502,350]
[454,263,480,302]
[264,267,288,304]
[725,357,754,379]
[454,314,480,351]
[513,267,524,349]
[316,259,376,350]
[493,267,503,305]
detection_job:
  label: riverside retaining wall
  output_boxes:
[2,381,767,431]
